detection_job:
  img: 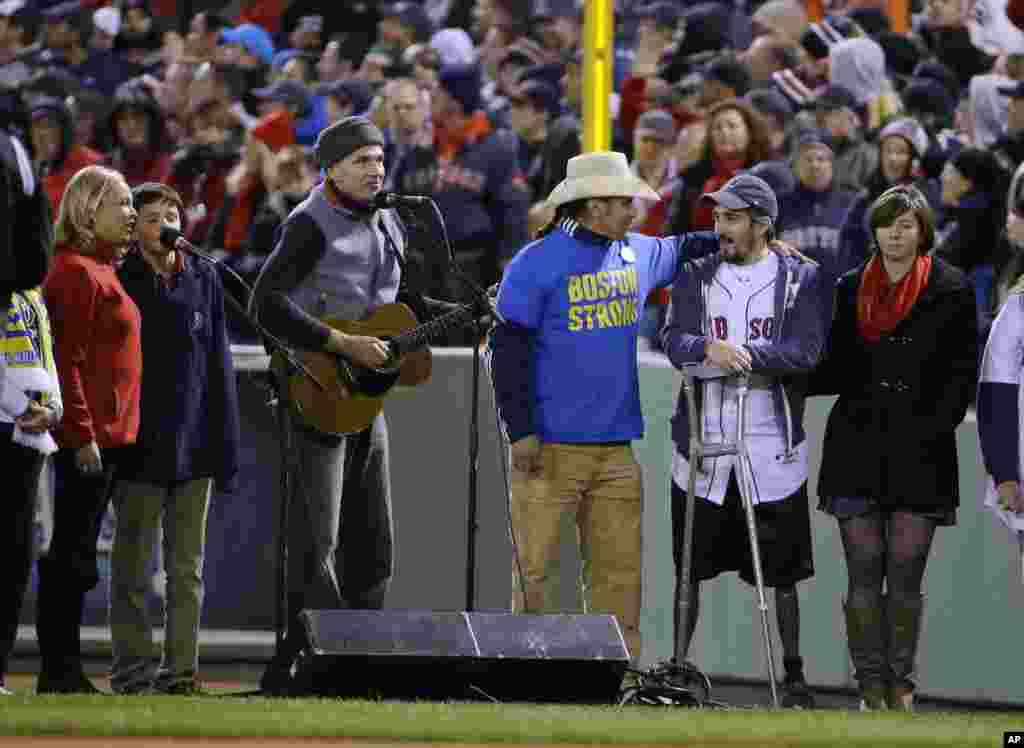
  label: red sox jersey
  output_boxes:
[671,251,809,505]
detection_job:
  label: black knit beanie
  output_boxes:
[951,147,1002,193]
[314,115,385,170]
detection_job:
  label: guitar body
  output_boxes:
[275,303,433,436]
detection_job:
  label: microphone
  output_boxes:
[160,226,217,263]
[161,225,199,253]
[372,192,431,209]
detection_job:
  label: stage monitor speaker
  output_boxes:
[292,609,630,702]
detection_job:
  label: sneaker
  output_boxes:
[151,675,207,696]
[37,671,104,695]
[0,683,12,696]
[858,684,888,711]
[259,659,296,697]
[111,677,154,695]
[780,678,816,709]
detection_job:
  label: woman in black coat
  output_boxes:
[812,184,977,712]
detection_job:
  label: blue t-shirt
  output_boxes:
[496,221,717,443]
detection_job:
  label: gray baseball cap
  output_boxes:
[702,173,778,224]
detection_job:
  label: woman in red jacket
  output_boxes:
[38,165,140,694]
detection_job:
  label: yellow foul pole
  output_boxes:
[582,0,614,152]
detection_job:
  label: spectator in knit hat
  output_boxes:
[903,79,956,134]
[776,130,857,276]
[935,146,1011,330]
[431,62,529,311]
[811,84,878,193]
[507,79,561,201]
[797,14,862,90]
[918,0,996,90]
[838,116,942,273]
[911,60,960,102]
[902,78,965,180]
[828,37,902,132]
[700,54,753,108]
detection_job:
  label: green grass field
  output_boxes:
[1,695,1020,747]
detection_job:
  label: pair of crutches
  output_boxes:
[674,363,781,709]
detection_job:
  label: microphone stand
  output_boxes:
[419,199,495,613]
[176,243,319,659]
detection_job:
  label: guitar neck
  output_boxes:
[391,305,474,356]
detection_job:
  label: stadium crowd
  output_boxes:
[2,0,1024,708]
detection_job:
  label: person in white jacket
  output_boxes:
[977,161,1024,560]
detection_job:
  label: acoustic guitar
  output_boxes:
[272,302,478,436]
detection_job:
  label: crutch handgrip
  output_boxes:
[699,442,739,458]
[681,363,731,381]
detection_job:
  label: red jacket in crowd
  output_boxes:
[42,146,106,218]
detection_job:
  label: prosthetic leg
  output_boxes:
[672,365,779,708]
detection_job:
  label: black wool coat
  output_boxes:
[811,256,977,511]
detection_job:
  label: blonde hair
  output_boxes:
[54,166,127,250]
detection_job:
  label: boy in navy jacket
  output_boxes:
[110,182,240,694]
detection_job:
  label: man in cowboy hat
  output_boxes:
[487,150,723,668]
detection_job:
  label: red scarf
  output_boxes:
[690,156,745,230]
[856,254,932,343]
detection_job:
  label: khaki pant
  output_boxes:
[511,443,643,660]
[110,478,212,687]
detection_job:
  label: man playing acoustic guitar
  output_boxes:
[250,116,408,695]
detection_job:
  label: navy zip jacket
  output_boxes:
[116,249,241,492]
[776,183,857,280]
[433,127,530,264]
[660,251,834,460]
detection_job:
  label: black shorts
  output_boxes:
[671,473,814,588]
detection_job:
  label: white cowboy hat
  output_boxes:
[546,151,660,209]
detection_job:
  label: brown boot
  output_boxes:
[886,594,923,712]
[844,597,888,711]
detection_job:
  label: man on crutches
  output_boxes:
[660,174,834,708]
